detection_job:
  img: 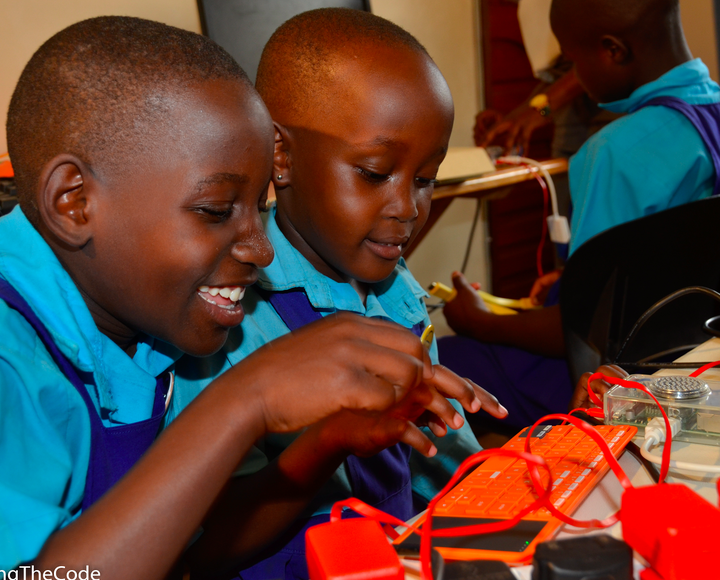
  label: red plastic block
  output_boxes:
[622,484,720,579]
[306,518,403,580]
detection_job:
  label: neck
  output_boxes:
[274,206,370,305]
[632,26,693,92]
[46,233,141,357]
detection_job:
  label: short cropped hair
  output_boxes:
[256,8,428,122]
[551,0,680,43]
[7,16,251,224]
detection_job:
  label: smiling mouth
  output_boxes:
[197,285,246,310]
[365,238,408,260]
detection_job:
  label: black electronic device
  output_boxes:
[531,535,632,580]
[431,549,515,580]
[197,0,370,83]
[0,178,18,217]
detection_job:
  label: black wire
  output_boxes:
[460,199,483,275]
[613,286,720,365]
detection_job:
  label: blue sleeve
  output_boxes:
[0,308,91,570]
[568,107,715,255]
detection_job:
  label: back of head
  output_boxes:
[256,8,428,125]
[551,0,681,49]
[7,16,252,224]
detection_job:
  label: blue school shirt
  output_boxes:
[0,207,183,570]
[173,205,481,510]
[568,59,720,255]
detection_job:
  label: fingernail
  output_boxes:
[471,397,481,413]
[427,445,438,457]
[453,412,464,429]
[498,404,509,417]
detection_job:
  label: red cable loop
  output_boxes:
[586,373,672,482]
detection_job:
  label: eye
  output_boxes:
[415,176,439,188]
[357,167,391,183]
[194,205,234,222]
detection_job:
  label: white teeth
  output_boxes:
[199,286,246,302]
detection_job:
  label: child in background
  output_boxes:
[0,16,488,578]
[174,8,505,579]
[440,0,720,432]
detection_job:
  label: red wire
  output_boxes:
[586,373,673,482]
[528,168,549,278]
[690,360,720,377]
[496,158,550,278]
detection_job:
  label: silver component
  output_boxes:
[648,376,712,400]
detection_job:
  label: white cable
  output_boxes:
[641,420,720,474]
[498,155,559,217]
[497,155,570,243]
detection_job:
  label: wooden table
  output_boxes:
[406,158,569,257]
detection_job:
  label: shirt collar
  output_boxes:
[600,59,720,114]
[0,207,182,419]
[257,205,428,325]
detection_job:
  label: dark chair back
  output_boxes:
[197,0,370,83]
[560,196,720,384]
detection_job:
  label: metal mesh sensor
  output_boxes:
[648,376,711,400]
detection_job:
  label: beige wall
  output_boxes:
[681,0,719,82]
[0,0,201,155]
[370,0,483,148]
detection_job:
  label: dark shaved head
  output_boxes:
[551,0,681,47]
[7,16,252,224]
[550,0,689,103]
[256,8,429,125]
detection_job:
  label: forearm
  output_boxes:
[467,305,565,357]
[33,373,267,580]
[543,69,585,113]
[186,421,347,577]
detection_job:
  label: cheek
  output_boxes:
[416,193,432,228]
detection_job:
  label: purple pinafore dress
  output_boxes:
[237,288,422,580]
[0,278,171,511]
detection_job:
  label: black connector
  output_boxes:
[532,535,632,580]
[431,550,515,580]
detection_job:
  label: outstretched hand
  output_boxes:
[314,360,508,459]
[474,107,552,154]
[442,271,495,339]
[569,364,628,410]
[227,312,433,434]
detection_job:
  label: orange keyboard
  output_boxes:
[394,424,637,563]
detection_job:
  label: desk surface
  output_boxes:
[432,158,568,201]
[402,339,720,579]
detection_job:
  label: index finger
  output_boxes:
[427,364,508,419]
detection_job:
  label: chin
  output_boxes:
[176,329,231,358]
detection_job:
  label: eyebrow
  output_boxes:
[192,172,249,195]
[196,173,249,191]
[357,136,448,157]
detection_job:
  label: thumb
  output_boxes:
[451,271,477,296]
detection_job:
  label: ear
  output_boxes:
[272,122,292,189]
[37,154,94,248]
[601,35,631,64]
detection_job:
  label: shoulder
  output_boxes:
[0,303,91,569]
[572,105,710,188]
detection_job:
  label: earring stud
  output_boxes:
[277,174,283,180]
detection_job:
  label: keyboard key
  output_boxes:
[426,424,636,531]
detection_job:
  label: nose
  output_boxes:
[385,179,421,223]
[231,218,274,268]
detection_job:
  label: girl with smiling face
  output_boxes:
[0,15,492,580]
